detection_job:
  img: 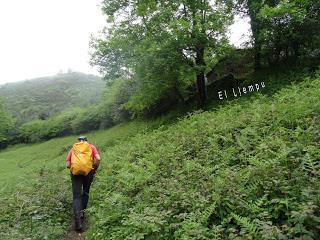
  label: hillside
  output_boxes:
[1,67,320,239]
[0,72,105,125]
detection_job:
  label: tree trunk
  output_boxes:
[292,41,300,57]
[196,47,207,108]
[254,43,261,70]
[248,1,261,70]
[173,85,185,103]
[196,72,206,108]
[251,23,261,70]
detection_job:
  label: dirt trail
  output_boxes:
[64,218,88,240]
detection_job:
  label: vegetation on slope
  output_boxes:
[1,67,320,239]
[87,70,320,239]
[0,72,104,125]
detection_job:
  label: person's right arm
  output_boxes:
[66,149,72,168]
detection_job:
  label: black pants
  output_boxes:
[70,171,95,220]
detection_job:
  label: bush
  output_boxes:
[19,109,82,143]
[71,107,101,134]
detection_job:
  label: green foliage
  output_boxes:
[242,0,320,66]
[0,137,74,239]
[91,0,234,112]
[0,99,13,148]
[1,67,320,239]
[16,77,139,144]
[0,119,162,239]
[17,77,139,143]
[19,120,46,143]
[19,109,83,143]
[98,77,134,123]
[122,40,192,114]
[85,69,320,239]
[0,72,104,125]
[258,0,320,60]
[71,107,102,134]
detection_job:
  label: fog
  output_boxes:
[0,0,250,85]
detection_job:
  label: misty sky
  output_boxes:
[0,1,251,85]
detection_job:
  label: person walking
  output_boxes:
[66,136,101,231]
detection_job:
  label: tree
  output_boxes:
[236,0,279,69]
[258,0,320,62]
[237,0,320,67]
[91,0,233,109]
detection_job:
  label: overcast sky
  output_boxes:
[0,1,251,85]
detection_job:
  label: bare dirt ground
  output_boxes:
[64,218,89,240]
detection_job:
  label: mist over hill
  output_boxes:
[0,72,105,125]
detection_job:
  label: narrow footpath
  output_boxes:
[64,218,88,240]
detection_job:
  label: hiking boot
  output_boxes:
[75,217,82,232]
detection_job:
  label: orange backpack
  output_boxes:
[70,141,93,176]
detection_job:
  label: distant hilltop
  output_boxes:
[0,72,105,125]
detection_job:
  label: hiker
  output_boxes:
[66,136,101,231]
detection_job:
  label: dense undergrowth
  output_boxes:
[87,69,320,239]
[1,66,320,239]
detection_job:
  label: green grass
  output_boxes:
[1,67,320,239]
[0,120,158,239]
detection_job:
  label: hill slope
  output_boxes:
[0,68,320,239]
[0,72,104,125]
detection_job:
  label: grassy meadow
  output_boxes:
[1,67,320,239]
